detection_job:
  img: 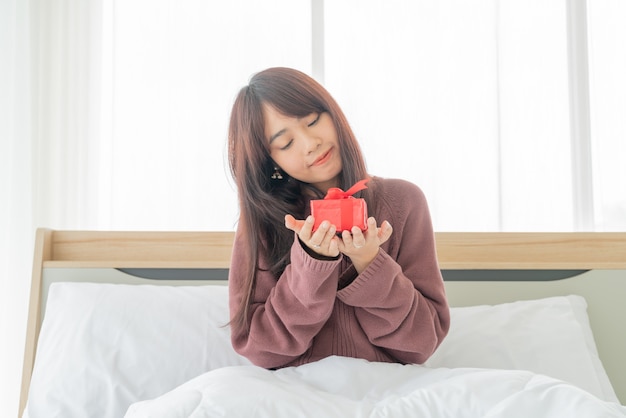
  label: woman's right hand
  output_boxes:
[285,214,340,257]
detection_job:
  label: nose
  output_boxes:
[303,134,321,154]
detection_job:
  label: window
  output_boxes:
[102,0,311,230]
[587,0,626,231]
[98,0,624,232]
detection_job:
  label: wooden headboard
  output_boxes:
[19,229,626,414]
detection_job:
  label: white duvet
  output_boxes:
[125,356,626,418]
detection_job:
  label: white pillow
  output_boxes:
[25,284,618,418]
[25,283,251,418]
[424,295,618,403]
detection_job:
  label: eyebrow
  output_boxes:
[269,128,287,144]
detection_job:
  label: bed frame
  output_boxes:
[19,228,626,415]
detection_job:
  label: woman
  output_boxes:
[227,67,449,369]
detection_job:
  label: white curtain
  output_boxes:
[99,0,311,231]
[1,1,33,415]
[1,0,104,415]
[587,0,626,230]
[30,0,106,230]
[2,1,625,416]
[324,0,576,231]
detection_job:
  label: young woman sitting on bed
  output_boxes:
[227,67,449,369]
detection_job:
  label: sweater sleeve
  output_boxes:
[336,181,450,364]
[228,229,342,368]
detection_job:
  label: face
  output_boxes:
[264,104,342,192]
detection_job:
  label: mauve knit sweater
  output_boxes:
[228,177,450,369]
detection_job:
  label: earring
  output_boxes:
[271,167,283,180]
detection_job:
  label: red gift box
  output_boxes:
[311,179,369,232]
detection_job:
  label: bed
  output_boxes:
[19,228,626,417]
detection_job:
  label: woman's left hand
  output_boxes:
[337,217,393,274]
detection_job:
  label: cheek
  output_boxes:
[272,153,299,173]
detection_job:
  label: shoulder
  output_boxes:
[368,177,435,257]
[369,176,432,228]
[370,176,427,204]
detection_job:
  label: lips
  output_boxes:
[311,149,332,166]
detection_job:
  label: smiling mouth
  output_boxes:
[312,149,332,166]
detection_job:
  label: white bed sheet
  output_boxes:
[125,356,626,418]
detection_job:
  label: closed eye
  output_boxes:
[280,139,294,150]
[308,113,321,127]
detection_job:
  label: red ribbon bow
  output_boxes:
[324,179,370,200]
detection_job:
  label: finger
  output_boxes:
[335,234,347,253]
[378,221,393,244]
[350,225,366,248]
[310,221,335,251]
[284,214,305,233]
[328,237,340,257]
[320,224,337,248]
[341,229,353,247]
[299,215,315,242]
[364,217,378,235]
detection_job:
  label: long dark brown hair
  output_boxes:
[228,67,372,331]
